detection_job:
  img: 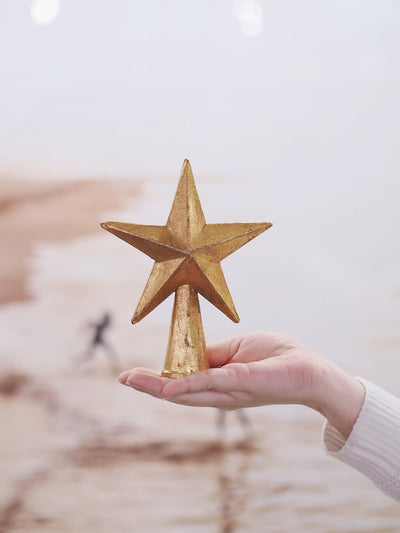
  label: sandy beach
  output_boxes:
[0,179,142,304]
[1,177,400,533]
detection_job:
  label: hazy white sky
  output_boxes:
[0,0,399,182]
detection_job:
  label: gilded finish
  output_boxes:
[101,159,272,378]
[162,284,207,379]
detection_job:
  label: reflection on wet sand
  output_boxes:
[216,438,255,533]
[0,369,255,533]
[1,363,400,532]
[216,409,252,441]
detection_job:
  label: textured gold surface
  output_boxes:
[161,284,207,378]
[101,160,272,378]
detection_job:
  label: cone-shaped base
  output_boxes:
[162,284,209,379]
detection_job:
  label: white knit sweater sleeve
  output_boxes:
[322,378,400,501]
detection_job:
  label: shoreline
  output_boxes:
[0,178,143,305]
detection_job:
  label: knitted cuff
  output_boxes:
[323,378,400,500]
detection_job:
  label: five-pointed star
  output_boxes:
[101,160,272,324]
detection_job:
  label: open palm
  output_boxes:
[119,332,326,410]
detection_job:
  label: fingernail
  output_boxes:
[118,371,130,384]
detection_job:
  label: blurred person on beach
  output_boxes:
[81,312,119,371]
[119,331,400,501]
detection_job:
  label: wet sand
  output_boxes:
[1,178,400,533]
[1,370,398,533]
[0,179,142,304]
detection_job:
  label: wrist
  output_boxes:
[310,360,365,439]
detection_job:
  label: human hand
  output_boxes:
[119,331,365,439]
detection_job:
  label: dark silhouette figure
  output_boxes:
[83,312,119,370]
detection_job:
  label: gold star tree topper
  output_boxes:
[101,160,272,378]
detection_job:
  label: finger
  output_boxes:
[122,368,170,399]
[166,390,237,408]
[161,364,249,399]
[119,370,131,383]
[119,367,160,384]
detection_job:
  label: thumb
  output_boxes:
[206,335,243,367]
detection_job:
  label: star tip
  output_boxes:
[258,221,272,233]
[181,159,192,173]
[132,309,146,324]
[231,312,240,323]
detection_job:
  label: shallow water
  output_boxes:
[1,177,400,531]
